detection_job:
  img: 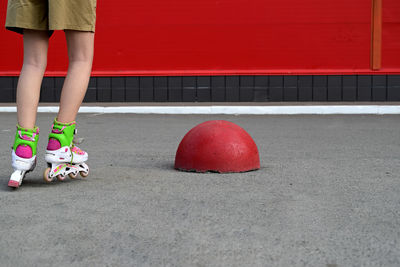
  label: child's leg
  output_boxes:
[43,30,93,183]
[10,30,47,187]
[57,30,94,123]
[17,30,49,129]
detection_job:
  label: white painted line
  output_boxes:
[0,105,399,114]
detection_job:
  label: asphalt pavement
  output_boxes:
[0,113,399,266]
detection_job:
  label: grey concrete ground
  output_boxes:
[0,113,400,267]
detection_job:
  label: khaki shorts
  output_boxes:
[5,0,97,35]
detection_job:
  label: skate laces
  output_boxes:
[18,130,37,142]
[51,123,83,144]
[72,128,85,155]
[51,120,85,155]
[71,146,85,155]
[51,124,66,134]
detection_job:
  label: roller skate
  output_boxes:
[43,118,89,182]
[8,125,39,188]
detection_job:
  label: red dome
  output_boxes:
[175,120,260,173]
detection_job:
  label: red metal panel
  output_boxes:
[382,0,400,70]
[0,0,399,76]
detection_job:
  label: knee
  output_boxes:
[68,50,93,66]
[23,54,47,72]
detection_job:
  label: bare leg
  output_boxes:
[17,30,49,129]
[57,30,94,123]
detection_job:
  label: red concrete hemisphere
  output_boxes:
[175,120,260,173]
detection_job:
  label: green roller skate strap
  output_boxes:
[13,125,40,156]
[48,118,76,148]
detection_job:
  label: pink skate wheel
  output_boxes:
[175,120,260,173]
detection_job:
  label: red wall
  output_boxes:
[0,0,399,76]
